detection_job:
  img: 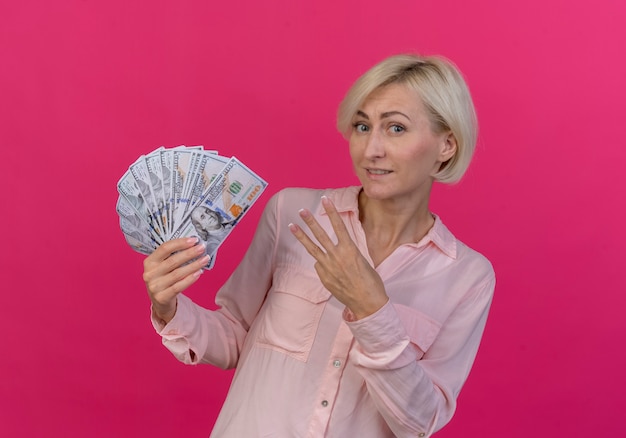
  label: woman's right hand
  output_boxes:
[143,237,210,324]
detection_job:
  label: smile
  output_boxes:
[367,169,392,175]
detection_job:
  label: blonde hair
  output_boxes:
[337,54,478,184]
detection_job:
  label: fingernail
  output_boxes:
[288,223,297,232]
[298,208,310,218]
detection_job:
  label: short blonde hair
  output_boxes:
[337,54,478,184]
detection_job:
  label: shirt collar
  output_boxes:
[421,214,457,259]
[319,186,457,259]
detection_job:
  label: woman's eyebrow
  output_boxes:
[355,110,411,121]
[381,111,411,121]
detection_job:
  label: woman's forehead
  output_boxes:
[358,83,425,116]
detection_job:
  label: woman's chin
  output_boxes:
[360,185,396,201]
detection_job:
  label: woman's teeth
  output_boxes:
[368,169,391,175]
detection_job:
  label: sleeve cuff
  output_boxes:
[344,300,418,369]
[150,296,184,339]
[149,295,199,364]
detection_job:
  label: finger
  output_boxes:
[288,222,327,261]
[161,256,208,296]
[163,241,208,271]
[144,242,207,284]
[320,196,352,244]
[147,254,210,301]
[149,237,201,263]
[150,269,201,310]
[297,208,337,252]
[166,267,204,296]
[143,238,205,275]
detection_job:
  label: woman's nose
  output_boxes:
[364,129,386,159]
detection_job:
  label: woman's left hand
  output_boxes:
[289,196,388,320]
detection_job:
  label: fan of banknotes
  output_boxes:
[116,145,268,269]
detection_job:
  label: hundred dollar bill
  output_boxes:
[129,155,166,238]
[120,217,156,255]
[170,148,197,232]
[145,148,169,239]
[117,169,165,244]
[172,157,268,268]
[116,196,162,250]
[159,148,174,237]
[181,151,203,208]
[164,146,195,236]
[157,146,221,238]
[179,152,230,225]
[171,147,224,228]
[116,145,265,270]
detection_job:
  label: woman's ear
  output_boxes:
[439,132,457,162]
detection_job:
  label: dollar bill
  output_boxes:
[159,148,174,237]
[116,196,161,251]
[117,169,165,244]
[128,155,166,238]
[171,148,196,232]
[120,217,156,255]
[162,145,214,237]
[180,152,230,227]
[172,157,268,268]
[145,148,169,239]
[117,146,267,269]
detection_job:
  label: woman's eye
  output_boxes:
[353,123,369,133]
[390,124,405,134]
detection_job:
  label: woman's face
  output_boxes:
[192,207,221,231]
[349,82,455,205]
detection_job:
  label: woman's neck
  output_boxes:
[358,189,434,265]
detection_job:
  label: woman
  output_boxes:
[143,54,495,437]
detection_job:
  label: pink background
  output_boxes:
[1,0,625,436]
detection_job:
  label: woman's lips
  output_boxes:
[366,168,392,175]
